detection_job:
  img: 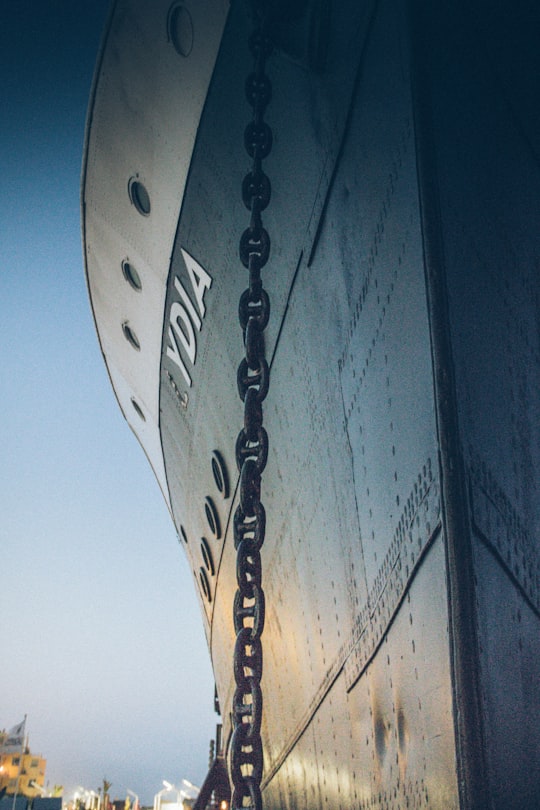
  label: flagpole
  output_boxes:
[11,715,27,810]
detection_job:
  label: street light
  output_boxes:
[156,782,187,810]
[180,781,199,797]
[153,786,171,810]
[88,790,100,810]
[74,788,95,810]
[163,783,184,808]
[126,790,138,810]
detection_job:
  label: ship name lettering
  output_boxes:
[166,248,212,387]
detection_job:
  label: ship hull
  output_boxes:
[83,0,540,807]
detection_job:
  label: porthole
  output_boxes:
[130,397,146,421]
[200,537,215,576]
[204,496,221,539]
[122,259,142,291]
[122,321,141,350]
[167,4,194,57]
[180,525,188,544]
[128,177,151,216]
[211,450,230,499]
[199,568,212,602]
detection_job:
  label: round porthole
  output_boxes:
[204,496,221,539]
[122,321,141,350]
[130,397,145,421]
[211,450,229,499]
[199,568,212,602]
[122,259,142,291]
[200,537,215,576]
[128,177,151,216]
[167,4,194,57]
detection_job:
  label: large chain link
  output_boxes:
[231,8,274,810]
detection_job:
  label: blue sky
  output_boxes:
[1,2,216,803]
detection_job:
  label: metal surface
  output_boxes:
[414,3,540,805]
[83,0,540,807]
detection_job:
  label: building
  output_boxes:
[0,750,46,798]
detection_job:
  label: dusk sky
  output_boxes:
[1,2,216,803]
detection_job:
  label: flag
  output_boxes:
[2,719,26,753]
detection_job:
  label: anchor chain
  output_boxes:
[231,9,274,810]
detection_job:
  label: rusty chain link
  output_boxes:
[231,6,274,810]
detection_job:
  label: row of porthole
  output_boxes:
[115,2,195,421]
[179,450,230,604]
[120,176,153,365]
[122,180,149,422]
